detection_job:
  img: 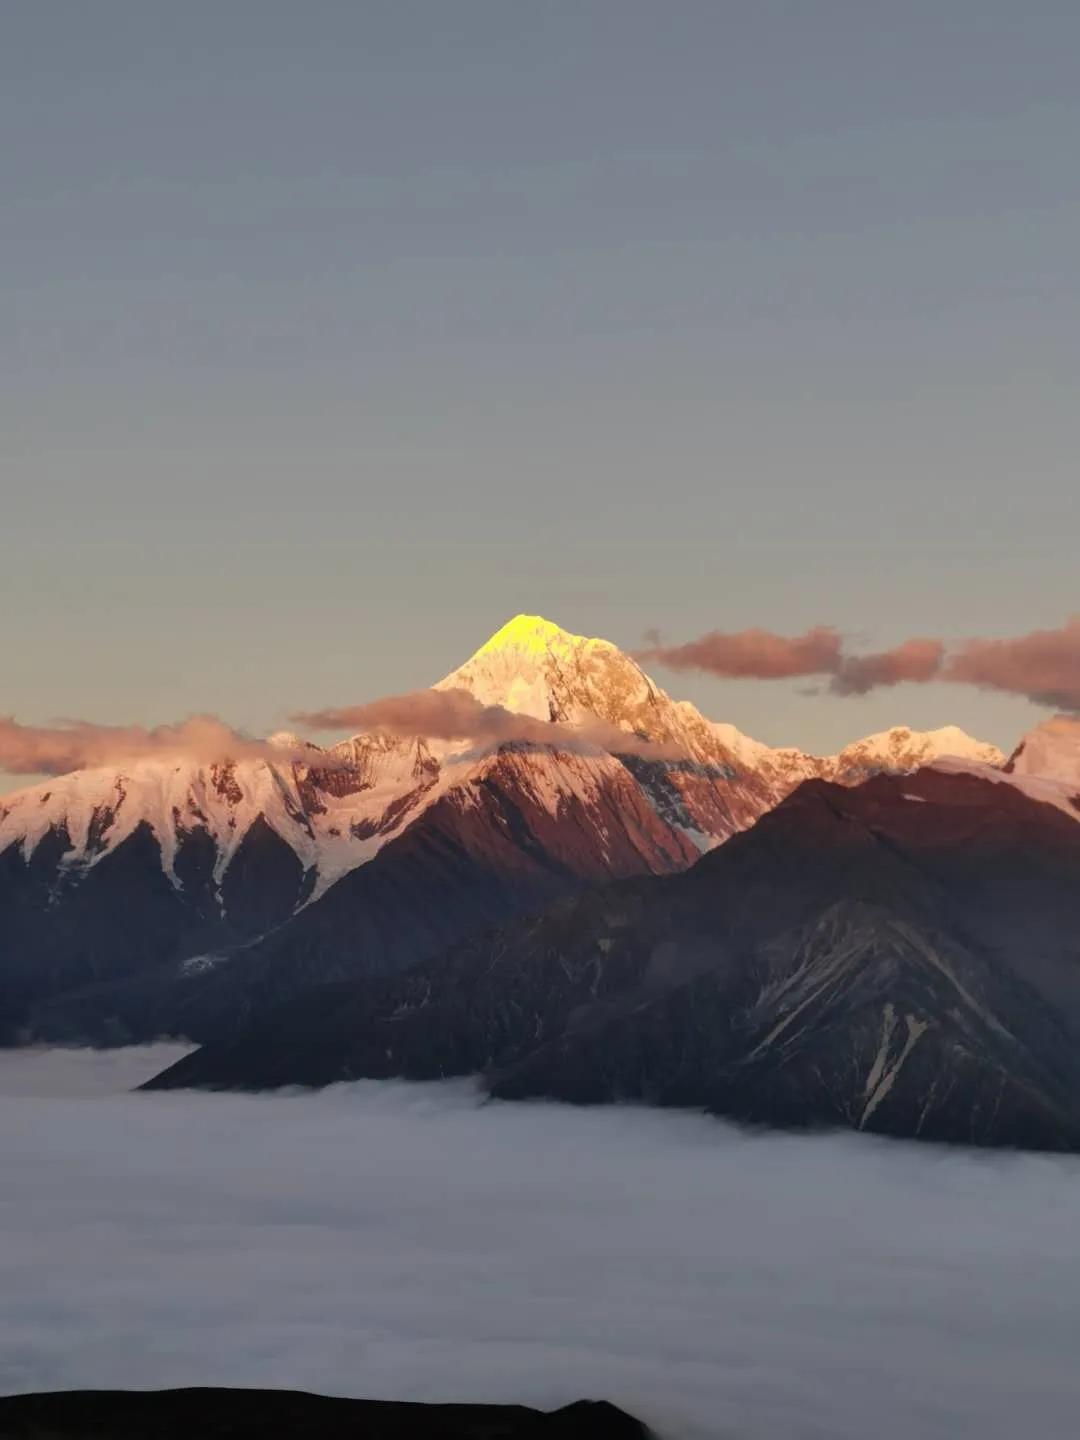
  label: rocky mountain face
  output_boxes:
[0,734,443,1039]
[149,766,1080,1153]
[20,745,712,1047]
[0,615,1006,1045]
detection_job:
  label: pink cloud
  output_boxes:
[0,715,322,778]
[830,638,945,695]
[640,615,1080,710]
[636,626,843,679]
[292,688,676,758]
[944,617,1080,709]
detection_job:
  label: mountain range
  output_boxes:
[0,617,1003,1040]
[6,614,1080,1149]
[149,763,1080,1150]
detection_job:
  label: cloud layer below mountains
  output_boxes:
[642,616,1080,708]
[2,1047,1078,1440]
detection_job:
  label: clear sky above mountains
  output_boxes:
[4,2,1078,753]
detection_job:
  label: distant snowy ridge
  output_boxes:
[933,714,1080,824]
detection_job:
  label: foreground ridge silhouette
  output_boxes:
[0,1388,655,1440]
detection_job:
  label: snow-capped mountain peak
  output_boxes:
[436,613,661,732]
[471,613,598,663]
[831,724,1004,777]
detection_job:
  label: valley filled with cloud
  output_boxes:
[2,1047,1077,1440]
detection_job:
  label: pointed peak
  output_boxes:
[437,615,653,725]
[474,614,601,659]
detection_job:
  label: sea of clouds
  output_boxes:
[2,1045,1079,1440]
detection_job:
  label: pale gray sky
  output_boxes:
[4,2,1079,753]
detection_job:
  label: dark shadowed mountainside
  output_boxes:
[148,769,1080,1152]
[14,746,706,1049]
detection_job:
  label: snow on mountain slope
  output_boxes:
[932,715,1080,824]
[440,616,1002,767]
[829,724,1004,777]
[0,757,315,887]
[438,615,1005,844]
[0,614,1011,909]
[438,616,805,846]
[0,734,453,909]
[933,756,1080,824]
[437,613,694,741]
[1004,714,1080,787]
[436,742,704,877]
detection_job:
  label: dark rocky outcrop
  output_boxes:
[0,820,312,1045]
